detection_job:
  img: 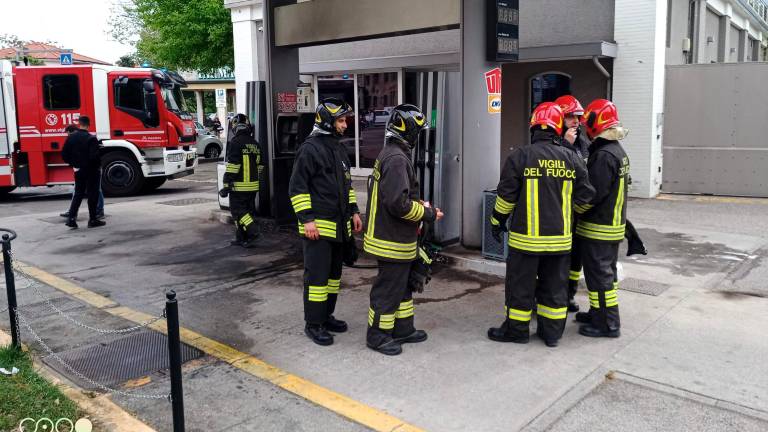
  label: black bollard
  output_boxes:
[2,231,19,349]
[166,290,185,432]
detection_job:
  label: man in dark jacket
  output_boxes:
[488,102,594,347]
[61,116,104,229]
[220,114,263,247]
[289,99,363,346]
[364,104,443,356]
[573,99,630,338]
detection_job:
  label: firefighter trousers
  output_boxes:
[229,192,259,242]
[568,236,583,299]
[367,260,414,347]
[503,250,569,341]
[302,238,343,325]
[579,240,621,331]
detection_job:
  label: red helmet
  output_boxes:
[529,102,564,135]
[581,99,620,140]
[554,95,584,116]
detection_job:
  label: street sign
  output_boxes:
[59,53,73,65]
[215,89,227,108]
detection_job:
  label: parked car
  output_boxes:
[195,121,224,159]
[372,109,391,125]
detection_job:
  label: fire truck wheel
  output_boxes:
[101,152,145,197]
[0,186,17,196]
[142,177,167,192]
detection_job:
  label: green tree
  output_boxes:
[110,0,233,74]
[116,54,138,67]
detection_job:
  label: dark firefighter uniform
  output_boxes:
[488,102,594,347]
[289,99,359,346]
[223,114,263,246]
[567,125,591,309]
[574,99,630,338]
[364,104,435,356]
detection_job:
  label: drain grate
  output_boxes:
[18,297,83,319]
[43,330,204,391]
[158,197,215,206]
[619,277,671,296]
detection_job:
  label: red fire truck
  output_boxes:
[0,60,197,196]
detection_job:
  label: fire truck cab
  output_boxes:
[0,60,197,196]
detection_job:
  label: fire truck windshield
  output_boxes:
[161,86,189,115]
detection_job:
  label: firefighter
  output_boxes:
[289,99,363,346]
[363,104,442,356]
[573,99,630,338]
[488,102,594,347]
[555,95,590,313]
[220,114,263,248]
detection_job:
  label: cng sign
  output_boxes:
[485,67,502,114]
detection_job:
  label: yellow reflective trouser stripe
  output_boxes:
[506,307,532,322]
[308,285,328,302]
[575,221,626,241]
[588,288,619,308]
[233,182,259,192]
[494,196,516,214]
[569,270,581,281]
[508,232,572,253]
[574,203,593,214]
[395,300,414,319]
[418,247,433,264]
[562,180,572,235]
[298,219,337,238]
[239,214,254,227]
[490,216,500,226]
[349,189,357,204]
[403,201,425,222]
[379,312,396,330]
[537,304,568,320]
[363,234,418,260]
[327,278,340,294]
[368,308,375,326]
[613,177,625,227]
[291,194,312,213]
[225,163,241,173]
[526,179,539,236]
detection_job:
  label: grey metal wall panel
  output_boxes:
[663,63,768,196]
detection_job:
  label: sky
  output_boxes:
[2,0,135,64]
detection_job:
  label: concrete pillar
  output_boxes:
[738,29,748,62]
[613,0,668,198]
[693,0,708,63]
[231,3,265,114]
[752,38,760,61]
[717,15,731,62]
[195,90,204,123]
[460,0,501,248]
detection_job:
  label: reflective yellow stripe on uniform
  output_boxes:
[526,179,539,236]
[307,285,328,302]
[291,194,312,213]
[613,177,625,226]
[363,234,418,260]
[575,221,626,241]
[225,163,241,173]
[490,216,500,226]
[573,203,593,214]
[494,196,516,215]
[588,287,619,308]
[395,300,414,319]
[508,232,572,253]
[402,201,425,222]
[569,270,581,281]
[349,189,357,204]
[239,214,254,227]
[243,155,250,183]
[378,311,395,330]
[233,181,259,192]
[298,219,338,238]
[506,307,532,322]
[562,180,573,235]
[327,278,341,294]
[537,304,568,320]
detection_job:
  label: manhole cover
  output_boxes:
[43,330,203,391]
[619,277,670,296]
[158,197,215,206]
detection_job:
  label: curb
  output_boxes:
[0,330,156,432]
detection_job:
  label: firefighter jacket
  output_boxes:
[575,138,630,243]
[289,133,360,242]
[364,139,436,262]
[223,131,263,192]
[491,130,595,255]
[574,126,590,161]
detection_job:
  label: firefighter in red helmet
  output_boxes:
[488,102,594,347]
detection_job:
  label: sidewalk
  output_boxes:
[1,191,767,431]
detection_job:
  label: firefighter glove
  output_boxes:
[219,186,231,198]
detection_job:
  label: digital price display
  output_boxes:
[486,0,519,62]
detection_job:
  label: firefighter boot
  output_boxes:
[579,324,620,338]
[536,327,559,348]
[324,315,348,333]
[574,311,592,324]
[487,321,530,344]
[367,336,403,356]
[304,324,334,346]
[394,330,428,344]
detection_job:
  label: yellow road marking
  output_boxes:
[12,260,425,432]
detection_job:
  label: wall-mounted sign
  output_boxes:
[486,0,519,62]
[277,92,297,113]
[296,83,313,113]
[215,88,227,108]
[485,67,502,114]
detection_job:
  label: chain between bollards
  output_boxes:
[166,290,185,432]
[2,230,20,349]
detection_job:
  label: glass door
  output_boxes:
[316,75,357,169]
